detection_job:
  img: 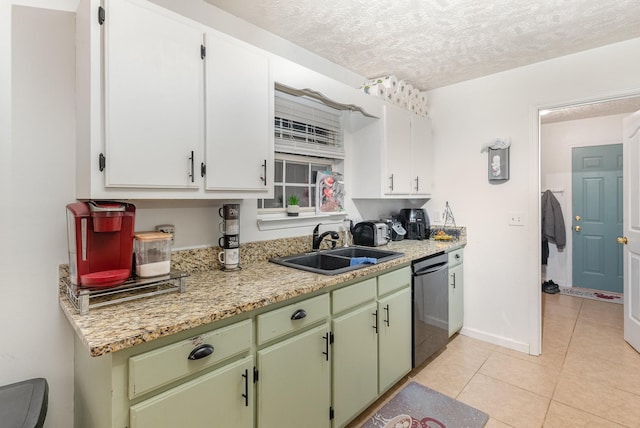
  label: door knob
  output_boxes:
[617,236,629,245]
[575,215,581,221]
[574,226,581,232]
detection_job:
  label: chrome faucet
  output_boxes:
[312,223,339,251]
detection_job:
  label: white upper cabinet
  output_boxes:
[103,0,205,189]
[350,104,432,199]
[383,105,413,195]
[204,32,273,195]
[410,114,433,196]
[76,0,273,199]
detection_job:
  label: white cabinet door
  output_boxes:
[129,355,254,428]
[104,0,204,189]
[410,115,433,196]
[332,303,378,427]
[204,32,273,194]
[257,323,331,428]
[377,287,412,393]
[383,105,412,195]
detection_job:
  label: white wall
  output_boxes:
[541,113,627,287]
[427,38,640,353]
[3,6,77,427]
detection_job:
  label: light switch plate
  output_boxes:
[508,212,525,226]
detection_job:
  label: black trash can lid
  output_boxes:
[0,378,48,428]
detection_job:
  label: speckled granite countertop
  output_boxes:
[60,233,466,357]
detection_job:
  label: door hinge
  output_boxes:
[200,162,206,177]
[200,44,206,59]
[329,406,334,420]
[98,153,106,172]
[253,366,259,383]
[98,6,105,25]
[329,331,334,345]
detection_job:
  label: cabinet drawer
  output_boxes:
[377,267,410,296]
[129,319,252,399]
[257,294,329,345]
[332,278,376,314]
[448,248,463,267]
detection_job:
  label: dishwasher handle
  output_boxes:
[413,261,448,276]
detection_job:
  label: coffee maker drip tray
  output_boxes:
[64,271,188,315]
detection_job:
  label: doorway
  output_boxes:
[539,96,640,357]
[540,99,640,293]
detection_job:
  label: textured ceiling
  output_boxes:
[203,0,640,91]
[541,96,640,124]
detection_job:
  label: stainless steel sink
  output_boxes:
[269,246,404,275]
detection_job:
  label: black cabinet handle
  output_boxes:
[372,310,378,333]
[415,176,419,192]
[291,309,307,320]
[241,369,249,407]
[187,344,214,360]
[260,160,267,186]
[322,332,330,361]
[452,272,456,288]
[384,304,390,327]
[389,174,394,191]
[188,150,195,183]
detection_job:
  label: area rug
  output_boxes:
[559,286,623,304]
[360,381,488,428]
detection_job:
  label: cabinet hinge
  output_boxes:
[329,406,334,420]
[98,6,105,25]
[98,153,106,172]
[200,162,206,177]
[253,366,259,383]
[200,44,206,60]
[329,331,334,345]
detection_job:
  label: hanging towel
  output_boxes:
[541,190,566,265]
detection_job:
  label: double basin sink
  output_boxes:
[269,246,404,275]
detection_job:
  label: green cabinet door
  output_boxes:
[378,287,412,393]
[257,323,331,428]
[448,263,464,336]
[129,355,254,428]
[332,302,378,427]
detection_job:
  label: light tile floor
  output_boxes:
[348,292,640,428]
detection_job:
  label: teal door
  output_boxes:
[572,144,623,293]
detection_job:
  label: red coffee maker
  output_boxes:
[66,201,136,288]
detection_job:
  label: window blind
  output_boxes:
[274,91,344,159]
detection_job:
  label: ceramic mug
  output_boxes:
[218,234,240,249]
[219,204,240,220]
[219,219,239,235]
[218,248,239,269]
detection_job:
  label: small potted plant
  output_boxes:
[286,195,300,217]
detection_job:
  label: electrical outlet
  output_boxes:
[508,212,525,226]
[156,224,175,244]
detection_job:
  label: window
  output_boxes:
[274,91,344,159]
[258,90,344,213]
[258,155,334,211]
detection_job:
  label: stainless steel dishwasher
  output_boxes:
[412,252,449,367]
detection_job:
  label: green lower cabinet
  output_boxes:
[448,249,464,337]
[332,302,378,427]
[377,287,412,393]
[129,355,254,428]
[257,322,332,428]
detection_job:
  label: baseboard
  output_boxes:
[459,326,531,354]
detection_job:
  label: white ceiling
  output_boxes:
[203,0,640,121]
[204,0,640,90]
